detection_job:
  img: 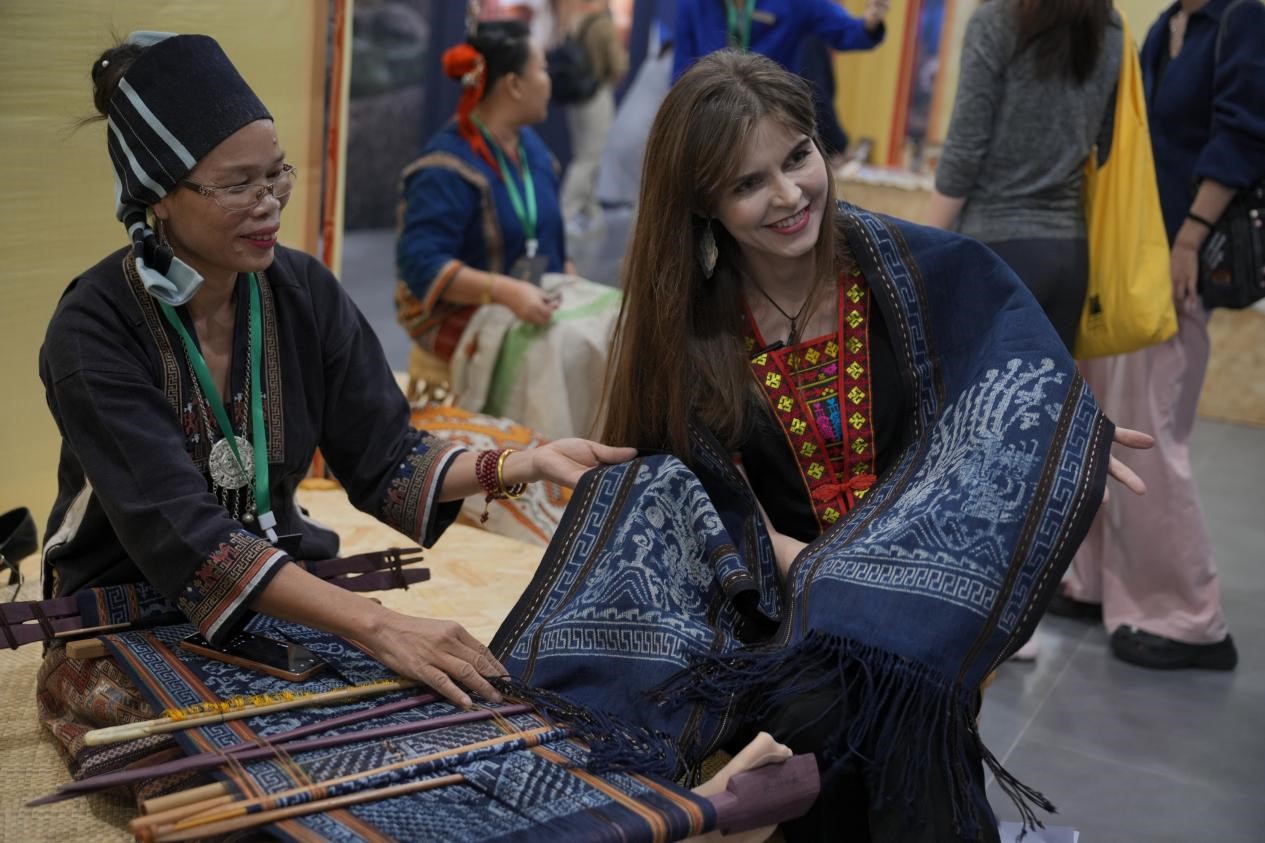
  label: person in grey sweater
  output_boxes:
[926,0,1122,351]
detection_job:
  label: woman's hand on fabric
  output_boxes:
[523,439,637,488]
[503,278,560,326]
[1104,426,1153,502]
[356,609,508,709]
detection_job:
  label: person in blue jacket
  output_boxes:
[672,0,890,81]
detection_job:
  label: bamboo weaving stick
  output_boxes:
[149,774,466,842]
[83,678,418,746]
[163,726,557,835]
[141,782,230,815]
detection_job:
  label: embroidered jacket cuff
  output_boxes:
[177,531,290,646]
[381,438,466,546]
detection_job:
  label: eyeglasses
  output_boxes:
[180,164,297,212]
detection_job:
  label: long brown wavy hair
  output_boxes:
[1013,0,1111,84]
[601,50,843,459]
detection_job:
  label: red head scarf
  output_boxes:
[442,43,496,169]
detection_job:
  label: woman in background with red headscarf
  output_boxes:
[396,20,619,440]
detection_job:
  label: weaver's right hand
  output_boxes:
[357,608,508,709]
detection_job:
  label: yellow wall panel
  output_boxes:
[0,1,329,539]
[834,0,912,166]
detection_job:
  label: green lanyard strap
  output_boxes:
[472,115,539,257]
[159,273,277,542]
[726,0,757,51]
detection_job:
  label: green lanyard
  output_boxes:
[472,115,539,258]
[726,0,757,51]
[159,273,277,543]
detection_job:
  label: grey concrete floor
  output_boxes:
[342,223,1265,843]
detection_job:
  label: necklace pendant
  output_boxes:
[242,511,257,525]
[209,435,254,490]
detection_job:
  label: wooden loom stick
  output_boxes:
[131,791,238,835]
[141,782,230,815]
[35,695,535,807]
[161,726,556,836]
[83,678,418,746]
[149,774,466,842]
[122,703,532,828]
[148,751,825,842]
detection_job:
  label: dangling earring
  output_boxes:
[155,217,169,248]
[698,220,718,279]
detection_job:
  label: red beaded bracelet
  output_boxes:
[475,449,503,522]
[474,448,528,523]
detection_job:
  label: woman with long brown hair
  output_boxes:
[490,49,1152,840]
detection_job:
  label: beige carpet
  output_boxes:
[1,491,544,840]
[1200,306,1265,428]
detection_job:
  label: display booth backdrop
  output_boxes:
[0,1,343,532]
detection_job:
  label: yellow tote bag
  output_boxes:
[1074,10,1177,360]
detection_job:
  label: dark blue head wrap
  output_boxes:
[106,31,271,305]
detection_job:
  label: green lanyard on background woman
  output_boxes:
[472,115,538,258]
[159,273,278,543]
[726,0,757,51]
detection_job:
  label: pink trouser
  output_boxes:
[1066,306,1229,644]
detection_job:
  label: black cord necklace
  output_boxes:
[748,277,817,345]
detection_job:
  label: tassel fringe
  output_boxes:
[652,631,1057,840]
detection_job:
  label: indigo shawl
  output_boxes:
[492,206,1115,837]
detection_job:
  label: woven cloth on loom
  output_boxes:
[101,616,716,842]
[491,206,1115,838]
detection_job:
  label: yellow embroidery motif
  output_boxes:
[849,412,866,430]
[804,348,821,365]
[777,396,794,412]
[846,284,863,303]
[765,372,782,388]
[825,341,839,358]
[753,353,768,366]
[846,336,863,354]
[800,441,817,456]
[855,489,868,500]
[848,386,865,404]
[846,361,864,379]
[823,508,840,523]
[846,310,864,329]
[787,353,800,368]
[790,418,807,435]
[807,462,824,479]
[853,438,869,455]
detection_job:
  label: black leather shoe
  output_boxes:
[1110,625,1238,671]
[1045,590,1103,622]
[0,507,38,586]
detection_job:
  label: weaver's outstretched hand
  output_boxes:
[529,439,637,488]
[1104,426,1153,502]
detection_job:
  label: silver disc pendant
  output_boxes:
[208,436,253,490]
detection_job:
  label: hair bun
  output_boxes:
[442,43,484,87]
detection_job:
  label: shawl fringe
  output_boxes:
[492,677,685,779]
[652,631,1054,840]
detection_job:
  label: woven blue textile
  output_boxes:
[103,617,715,842]
[492,207,1115,837]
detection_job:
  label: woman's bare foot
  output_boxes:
[687,732,792,842]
